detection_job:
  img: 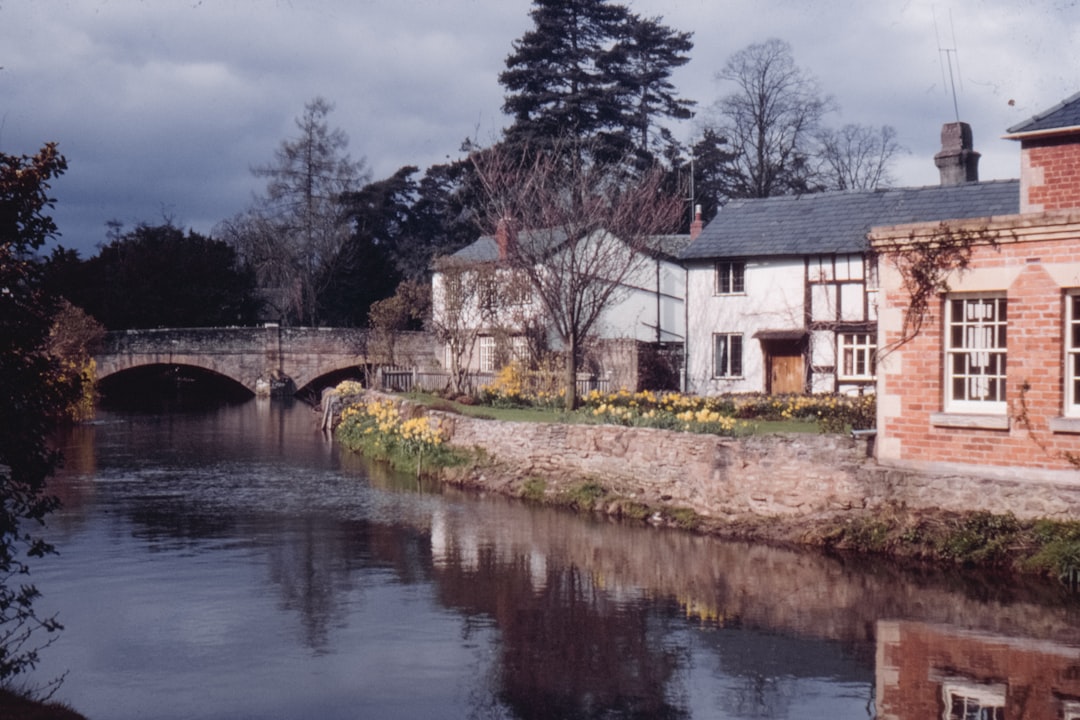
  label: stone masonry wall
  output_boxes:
[361,393,1080,521]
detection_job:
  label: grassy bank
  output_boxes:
[330,383,1080,587]
[487,468,1080,586]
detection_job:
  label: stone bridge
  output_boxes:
[95,326,435,396]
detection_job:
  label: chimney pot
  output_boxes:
[690,204,704,240]
[935,121,980,186]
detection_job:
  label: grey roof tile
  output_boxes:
[445,228,690,264]
[1007,91,1080,135]
[678,180,1020,261]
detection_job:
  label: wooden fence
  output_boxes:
[374,367,610,397]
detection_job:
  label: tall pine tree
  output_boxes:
[500,0,694,166]
[602,13,694,163]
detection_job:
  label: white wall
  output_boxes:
[684,257,805,395]
[594,256,686,343]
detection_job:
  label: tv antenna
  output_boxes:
[934,6,962,122]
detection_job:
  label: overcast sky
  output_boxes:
[2,0,1078,256]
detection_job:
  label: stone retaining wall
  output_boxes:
[345,392,1080,520]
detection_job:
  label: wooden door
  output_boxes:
[770,354,804,394]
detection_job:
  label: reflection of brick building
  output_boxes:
[876,620,1080,719]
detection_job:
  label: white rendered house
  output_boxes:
[431,224,690,385]
[679,123,1019,396]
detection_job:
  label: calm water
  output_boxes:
[24,400,1080,719]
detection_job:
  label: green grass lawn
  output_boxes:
[400,392,826,435]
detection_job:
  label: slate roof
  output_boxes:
[444,228,690,265]
[1007,91,1080,135]
[678,180,1019,262]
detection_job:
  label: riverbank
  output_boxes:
[0,689,88,720]
[326,389,1080,583]
[432,448,1080,581]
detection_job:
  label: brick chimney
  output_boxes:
[495,217,516,261]
[690,205,703,241]
[935,122,980,186]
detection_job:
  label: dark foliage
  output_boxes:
[0,143,77,683]
[500,0,694,167]
[47,223,262,330]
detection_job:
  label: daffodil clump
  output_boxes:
[327,379,365,399]
[479,362,565,409]
[336,398,462,474]
[585,393,745,436]
[579,389,875,435]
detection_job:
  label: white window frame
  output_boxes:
[945,294,1007,414]
[510,335,529,364]
[713,333,743,378]
[1067,292,1080,417]
[714,260,745,295]
[838,333,876,381]
[941,680,1005,720]
[478,336,496,373]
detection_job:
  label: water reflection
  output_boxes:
[32,401,1080,719]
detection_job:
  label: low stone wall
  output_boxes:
[344,392,1080,521]
[443,413,872,517]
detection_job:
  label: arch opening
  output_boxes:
[97,364,254,411]
[295,366,368,405]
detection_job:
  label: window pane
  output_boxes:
[715,335,728,376]
[730,335,742,376]
[731,263,745,293]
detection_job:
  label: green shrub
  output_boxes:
[563,481,606,510]
[520,477,547,503]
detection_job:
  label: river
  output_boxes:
[22,399,1080,719]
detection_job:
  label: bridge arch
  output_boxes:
[94,326,436,400]
[97,355,259,394]
[96,362,255,399]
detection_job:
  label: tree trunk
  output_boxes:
[563,334,578,411]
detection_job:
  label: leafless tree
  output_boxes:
[221,98,369,325]
[817,123,904,191]
[471,142,683,409]
[366,279,431,376]
[706,38,835,198]
[430,260,501,396]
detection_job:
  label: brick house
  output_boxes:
[678,124,1016,396]
[871,92,1080,476]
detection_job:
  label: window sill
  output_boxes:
[930,412,1010,430]
[1050,417,1080,434]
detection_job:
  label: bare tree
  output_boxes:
[707,38,835,198]
[471,142,683,409]
[366,279,430,375]
[223,98,369,325]
[817,123,904,191]
[430,260,500,396]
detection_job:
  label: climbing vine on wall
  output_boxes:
[872,222,1005,357]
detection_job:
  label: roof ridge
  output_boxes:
[1006,90,1080,134]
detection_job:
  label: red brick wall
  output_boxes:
[1023,136,1080,212]
[878,227,1080,472]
